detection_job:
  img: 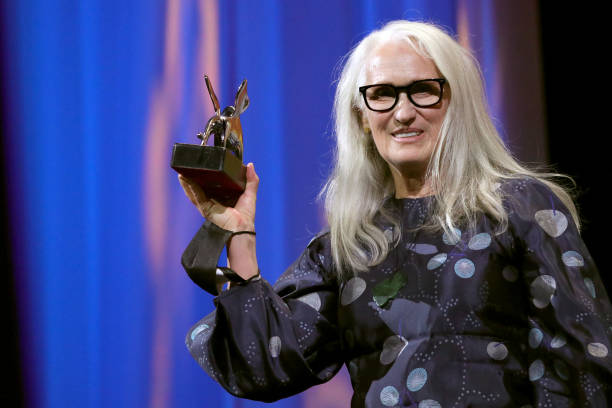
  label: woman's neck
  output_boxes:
[390,168,432,198]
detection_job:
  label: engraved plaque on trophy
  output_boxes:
[171,76,249,207]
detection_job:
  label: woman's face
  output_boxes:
[361,41,449,180]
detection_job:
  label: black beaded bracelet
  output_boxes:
[230,230,256,237]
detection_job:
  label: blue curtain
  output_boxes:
[0,1,540,407]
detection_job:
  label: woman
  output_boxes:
[179,20,612,407]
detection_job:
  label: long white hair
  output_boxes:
[321,20,578,279]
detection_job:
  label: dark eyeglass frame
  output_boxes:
[358,78,447,112]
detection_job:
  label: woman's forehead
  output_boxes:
[365,42,439,84]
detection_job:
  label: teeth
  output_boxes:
[395,132,420,138]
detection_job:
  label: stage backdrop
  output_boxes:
[0,1,545,407]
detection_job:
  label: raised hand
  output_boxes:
[178,163,259,232]
[178,163,260,280]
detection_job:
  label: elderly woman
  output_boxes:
[179,21,612,407]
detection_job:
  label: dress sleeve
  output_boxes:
[184,226,343,402]
[506,178,612,405]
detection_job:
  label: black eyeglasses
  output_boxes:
[359,78,446,112]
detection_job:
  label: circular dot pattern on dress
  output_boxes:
[529,359,545,381]
[502,265,518,282]
[341,277,366,306]
[535,209,568,237]
[550,333,567,349]
[418,400,441,408]
[455,258,475,278]
[468,232,491,250]
[269,336,281,358]
[442,228,461,245]
[528,328,543,348]
[530,275,556,308]
[486,342,508,360]
[427,253,447,270]
[186,179,612,405]
[190,324,209,342]
[380,385,399,406]
[562,250,584,267]
[584,278,596,298]
[587,342,608,358]
[407,243,438,255]
[296,292,321,311]
[384,228,394,242]
[406,367,428,392]
[554,359,570,380]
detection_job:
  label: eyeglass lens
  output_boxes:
[364,80,442,110]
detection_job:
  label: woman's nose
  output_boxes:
[393,92,416,123]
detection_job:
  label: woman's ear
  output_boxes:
[352,105,371,134]
[360,111,371,134]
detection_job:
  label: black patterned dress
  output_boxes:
[184,178,612,407]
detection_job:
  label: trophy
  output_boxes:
[171,75,249,207]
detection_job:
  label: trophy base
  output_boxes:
[171,143,246,207]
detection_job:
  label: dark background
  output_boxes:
[1,32,23,406]
[539,3,609,289]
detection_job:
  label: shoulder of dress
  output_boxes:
[306,229,331,249]
[498,176,580,237]
[498,176,563,208]
[498,175,543,194]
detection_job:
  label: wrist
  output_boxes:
[227,232,259,280]
[229,220,255,233]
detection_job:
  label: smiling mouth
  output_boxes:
[393,131,422,138]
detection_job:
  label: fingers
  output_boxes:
[196,198,219,219]
[178,174,198,206]
[246,162,259,187]
[243,162,259,198]
[178,167,256,227]
[233,163,258,212]
[178,174,207,202]
[178,174,219,218]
